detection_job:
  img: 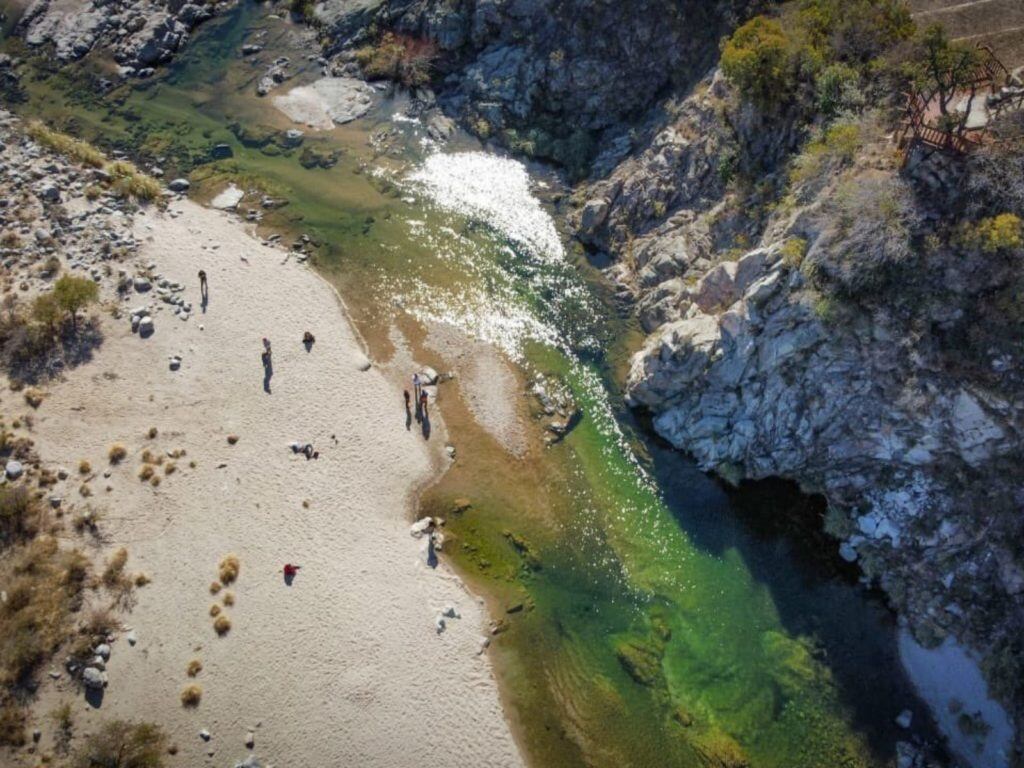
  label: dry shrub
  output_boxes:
[78,460,91,475]
[79,483,92,498]
[107,443,127,464]
[72,720,167,767]
[149,475,161,488]
[164,462,175,476]
[0,537,89,686]
[218,554,240,585]
[208,603,221,617]
[186,658,202,677]
[23,388,44,408]
[222,591,235,607]
[138,464,154,481]
[226,434,239,445]
[0,705,26,747]
[102,547,129,588]
[213,615,231,636]
[82,606,117,637]
[208,581,221,595]
[0,485,45,545]
[134,573,151,587]
[180,684,202,707]
[147,427,157,439]
[140,449,163,466]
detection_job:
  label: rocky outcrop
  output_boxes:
[18,0,231,74]
[571,64,1024,754]
[322,0,752,171]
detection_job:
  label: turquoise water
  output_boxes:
[1,4,936,765]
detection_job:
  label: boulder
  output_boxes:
[82,666,106,689]
[168,178,190,192]
[5,460,23,480]
[94,643,111,660]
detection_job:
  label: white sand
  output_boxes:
[30,200,522,767]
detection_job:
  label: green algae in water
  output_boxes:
[1,4,934,765]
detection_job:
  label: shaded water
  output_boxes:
[1,4,936,765]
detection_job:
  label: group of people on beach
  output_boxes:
[406,373,430,419]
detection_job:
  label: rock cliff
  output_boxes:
[576,68,1024,761]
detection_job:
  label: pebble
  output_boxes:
[126,630,138,646]
[199,729,211,741]
[245,731,255,749]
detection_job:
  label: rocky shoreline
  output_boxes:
[18,0,234,76]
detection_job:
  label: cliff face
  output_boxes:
[322,0,752,173]
[575,67,1024,757]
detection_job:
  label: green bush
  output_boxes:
[959,213,1024,254]
[720,16,799,107]
[720,0,913,109]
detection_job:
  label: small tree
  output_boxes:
[53,275,98,332]
[906,24,983,135]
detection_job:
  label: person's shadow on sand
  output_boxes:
[201,285,209,314]
[405,400,412,431]
[262,352,273,394]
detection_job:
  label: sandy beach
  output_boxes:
[27,199,522,767]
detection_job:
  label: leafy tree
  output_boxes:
[720,16,799,107]
[53,275,98,332]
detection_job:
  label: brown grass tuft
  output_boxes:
[23,388,44,409]
[218,554,240,585]
[208,581,222,595]
[208,603,221,617]
[213,615,231,636]
[101,547,129,588]
[78,459,91,475]
[107,443,127,464]
[149,475,161,487]
[147,427,158,439]
[186,658,203,677]
[222,591,235,607]
[134,572,151,587]
[179,684,202,707]
[137,464,154,481]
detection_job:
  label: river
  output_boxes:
[0,3,940,766]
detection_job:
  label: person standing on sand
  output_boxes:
[419,388,429,419]
[263,337,272,357]
[412,373,421,401]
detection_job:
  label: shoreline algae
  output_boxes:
[1,4,939,766]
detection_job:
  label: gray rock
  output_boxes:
[5,460,23,480]
[168,177,190,192]
[82,666,107,689]
[94,643,111,660]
